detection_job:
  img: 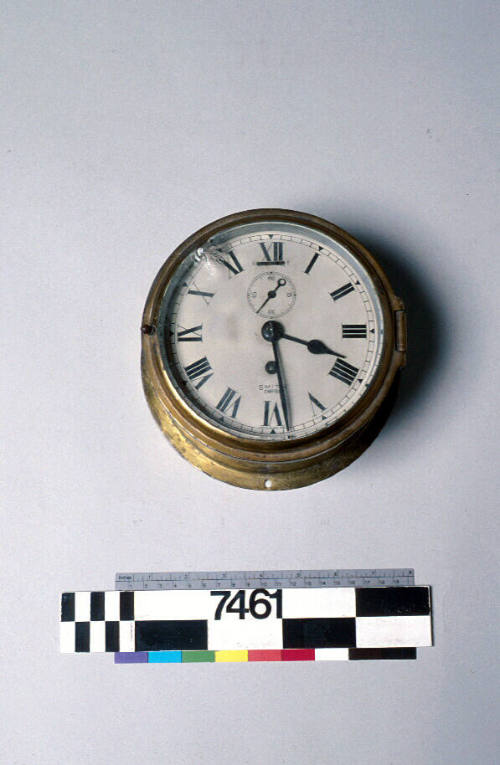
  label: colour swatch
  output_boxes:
[114,648,417,663]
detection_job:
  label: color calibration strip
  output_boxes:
[114,648,417,663]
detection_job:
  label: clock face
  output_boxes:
[157,219,384,442]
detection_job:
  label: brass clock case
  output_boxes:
[141,209,406,490]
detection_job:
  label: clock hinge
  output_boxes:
[394,309,407,359]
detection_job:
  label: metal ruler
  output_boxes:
[115,568,415,591]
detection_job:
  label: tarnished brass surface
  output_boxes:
[141,209,406,490]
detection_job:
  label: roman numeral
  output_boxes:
[330,282,354,301]
[216,387,241,418]
[184,357,213,389]
[329,358,359,385]
[308,392,327,419]
[218,250,244,276]
[257,241,284,265]
[177,325,203,342]
[342,324,367,338]
[263,400,283,427]
[304,252,320,274]
[187,288,215,303]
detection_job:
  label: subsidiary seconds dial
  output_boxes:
[141,209,406,489]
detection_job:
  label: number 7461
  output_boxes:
[210,589,282,620]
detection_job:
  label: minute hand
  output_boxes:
[282,333,346,358]
[271,339,290,430]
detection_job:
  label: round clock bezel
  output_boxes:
[141,208,405,489]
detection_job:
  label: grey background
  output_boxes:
[2,1,498,763]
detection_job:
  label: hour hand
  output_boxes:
[282,333,346,358]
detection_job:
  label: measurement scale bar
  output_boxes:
[115,568,415,591]
[60,583,431,657]
[61,569,431,661]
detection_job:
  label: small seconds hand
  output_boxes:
[256,278,286,314]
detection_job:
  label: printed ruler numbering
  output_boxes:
[115,568,415,590]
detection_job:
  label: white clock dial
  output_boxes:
[157,220,384,442]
